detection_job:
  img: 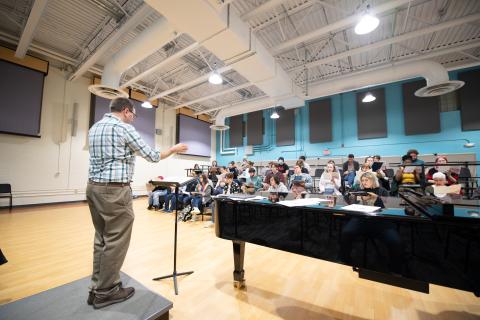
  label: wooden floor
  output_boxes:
[1,199,479,320]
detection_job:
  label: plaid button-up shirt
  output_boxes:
[88,113,160,183]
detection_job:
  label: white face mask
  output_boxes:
[278,160,284,164]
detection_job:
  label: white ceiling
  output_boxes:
[0,0,479,118]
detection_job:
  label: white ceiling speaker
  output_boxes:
[210,124,230,131]
[414,80,465,97]
[88,84,129,99]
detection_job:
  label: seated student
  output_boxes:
[426,156,458,186]
[190,174,213,221]
[319,160,342,195]
[425,172,462,198]
[277,157,290,178]
[373,154,390,190]
[299,156,311,174]
[289,164,313,199]
[395,155,421,185]
[263,162,286,190]
[353,163,373,189]
[163,186,178,213]
[342,154,360,187]
[268,175,289,193]
[365,156,386,180]
[295,159,309,174]
[241,168,263,194]
[339,172,403,273]
[208,160,220,182]
[223,172,241,194]
[228,161,239,180]
[407,149,425,165]
[147,183,169,210]
[214,166,228,195]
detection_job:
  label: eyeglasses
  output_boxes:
[129,109,137,118]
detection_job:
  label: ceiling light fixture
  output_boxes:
[355,4,380,35]
[464,139,475,148]
[208,63,223,85]
[141,101,153,109]
[270,107,280,119]
[362,92,376,103]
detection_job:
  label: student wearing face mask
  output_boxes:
[277,157,289,178]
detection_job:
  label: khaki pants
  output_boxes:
[86,183,134,292]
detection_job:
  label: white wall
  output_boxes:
[0,67,210,207]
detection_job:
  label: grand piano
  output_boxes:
[214,191,480,296]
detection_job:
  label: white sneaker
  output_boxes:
[192,207,200,214]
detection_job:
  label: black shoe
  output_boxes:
[93,287,135,309]
[87,291,94,305]
[147,205,153,210]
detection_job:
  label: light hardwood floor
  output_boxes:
[0,199,479,320]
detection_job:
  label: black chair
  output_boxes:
[313,168,324,192]
[384,169,395,179]
[0,184,12,212]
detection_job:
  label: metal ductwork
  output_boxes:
[146,0,304,123]
[88,16,179,99]
[308,60,464,99]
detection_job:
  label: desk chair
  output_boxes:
[0,184,12,212]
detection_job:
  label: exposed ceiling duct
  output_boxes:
[209,60,463,130]
[307,60,464,99]
[145,0,304,121]
[88,16,179,99]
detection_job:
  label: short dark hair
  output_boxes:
[407,149,419,155]
[348,154,354,158]
[248,168,256,173]
[278,157,284,161]
[110,97,134,113]
[374,155,381,160]
[402,154,413,162]
[299,156,306,161]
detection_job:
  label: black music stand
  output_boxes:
[150,178,196,295]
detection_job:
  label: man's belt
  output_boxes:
[88,180,130,187]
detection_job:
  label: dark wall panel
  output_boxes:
[90,96,156,147]
[0,59,44,137]
[309,98,332,143]
[276,109,295,146]
[247,110,263,145]
[458,69,480,131]
[356,88,387,139]
[229,115,243,147]
[402,80,440,135]
[177,114,211,157]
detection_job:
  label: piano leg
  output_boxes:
[233,240,245,289]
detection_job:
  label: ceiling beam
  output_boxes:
[15,0,49,58]
[148,65,233,100]
[193,95,268,115]
[171,82,252,109]
[241,0,286,21]
[270,0,412,56]
[68,4,152,81]
[120,42,199,88]
[287,13,480,73]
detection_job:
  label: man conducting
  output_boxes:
[86,97,187,309]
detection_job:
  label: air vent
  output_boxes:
[88,84,129,99]
[415,80,464,97]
